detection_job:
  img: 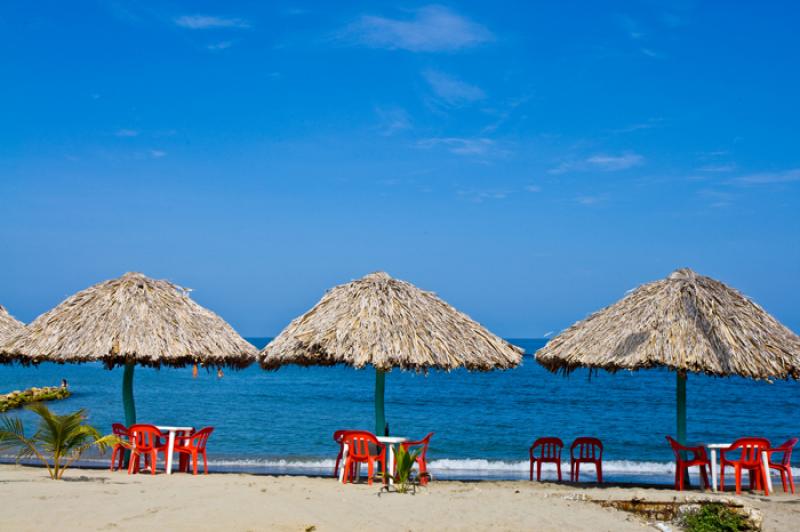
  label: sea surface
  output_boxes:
[1,338,797,483]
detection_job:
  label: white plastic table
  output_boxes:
[156,425,194,475]
[706,443,772,493]
[377,436,408,486]
[337,436,407,485]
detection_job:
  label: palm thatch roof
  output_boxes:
[536,268,800,379]
[0,305,24,345]
[0,272,257,368]
[261,272,523,371]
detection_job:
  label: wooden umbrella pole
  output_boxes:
[375,368,386,436]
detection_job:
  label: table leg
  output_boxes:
[710,449,718,492]
[387,444,395,486]
[762,451,773,493]
[166,431,176,475]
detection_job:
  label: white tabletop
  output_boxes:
[377,436,407,444]
[706,443,732,449]
[155,425,194,432]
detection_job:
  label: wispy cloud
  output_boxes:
[417,137,506,158]
[175,15,250,30]
[730,168,800,186]
[115,129,139,137]
[550,153,644,174]
[375,107,411,136]
[617,14,645,39]
[207,41,234,51]
[340,5,492,52]
[525,185,542,193]
[423,70,485,106]
[610,118,663,133]
[457,188,509,202]
[587,153,644,170]
[576,194,607,205]
[698,163,736,173]
[698,189,734,208]
[150,149,167,158]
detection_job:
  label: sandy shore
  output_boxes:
[1,464,797,531]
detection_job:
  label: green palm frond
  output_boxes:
[1,404,112,480]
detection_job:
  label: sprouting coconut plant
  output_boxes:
[0,403,117,480]
[387,445,422,494]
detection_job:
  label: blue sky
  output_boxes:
[1,1,798,337]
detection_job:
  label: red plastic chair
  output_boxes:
[109,423,130,472]
[332,430,360,478]
[175,427,196,473]
[174,427,214,475]
[529,437,564,482]
[341,431,386,485]
[570,437,603,483]
[127,424,168,475]
[768,438,798,494]
[720,437,771,495]
[666,436,710,490]
[400,432,434,485]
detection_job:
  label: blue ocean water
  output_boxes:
[1,338,797,483]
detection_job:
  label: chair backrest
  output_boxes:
[726,437,771,466]
[342,431,382,460]
[128,424,164,450]
[571,437,603,461]
[333,430,359,444]
[531,437,564,460]
[772,437,798,466]
[403,432,434,461]
[112,423,130,438]
[189,427,214,451]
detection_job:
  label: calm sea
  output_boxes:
[1,338,797,483]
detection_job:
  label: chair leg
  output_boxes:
[677,463,684,490]
[192,452,198,476]
[762,466,769,496]
[202,451,208,475]
[700,465,710,490]
[537,461,542,482]
[719,464,725,492]
[529,459,534,481]
[556,461,562,482]
[575,462,580,483]
[734,465,742,495]
[597,462,603,484]
[334,452,342,478]
[367,460,374,486]
[789,470,796,494]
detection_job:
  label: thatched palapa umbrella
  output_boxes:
[0,305,24,345]
[261,272,523,435]
[1,272,257,426]
[536,268,800,445]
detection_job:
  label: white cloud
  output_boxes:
[730,168,800,185]
[418,137,504,157]
[175,15,250,30]
[375,107,411,136]
[115,129,139,137]
[525,185,542,193]
[550,153,644,174]
[341,5,492,52]
[586,153,644,170]
[457,189,509,202]
[207,41,233,51]
[150,149,167,158]
[698,164,736,173]
[423,70,485,106]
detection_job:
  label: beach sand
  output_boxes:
[1,464,797,531]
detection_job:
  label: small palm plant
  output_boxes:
[388,445,422,494]
[0,403,116,480]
